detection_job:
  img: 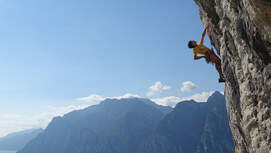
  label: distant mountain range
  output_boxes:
[138,91,234,153]
[17,91,234,153]
[0,128,43,151]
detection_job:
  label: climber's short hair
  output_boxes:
[188,40,196,48]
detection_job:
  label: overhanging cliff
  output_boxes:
[193,0,271,153]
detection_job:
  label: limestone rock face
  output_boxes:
[193,0,271,153]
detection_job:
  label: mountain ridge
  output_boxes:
[17,91,233,153]
[138,91,233,153]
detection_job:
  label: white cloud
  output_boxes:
[151,91,215,107]
[180,91,215,102]
[77,93,140,103]
[112,93,140,99]
[151,96,182,107]
[180,81,197,92]
[76,94,105,105]
[146,81,171,97]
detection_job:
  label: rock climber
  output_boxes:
[187,24,225,83]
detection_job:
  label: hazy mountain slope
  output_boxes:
[138,92,234,153]
[139,98,173,115]
[17,98,165,153]
[0,129,43,151]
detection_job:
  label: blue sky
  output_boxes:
[0,0,224,136]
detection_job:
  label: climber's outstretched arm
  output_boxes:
[199,26,208,45]
[194,55,206,60]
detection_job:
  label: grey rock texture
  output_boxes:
[193,0,271,153]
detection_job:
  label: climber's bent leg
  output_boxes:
[209,52,225,82]
[215,62,225,81]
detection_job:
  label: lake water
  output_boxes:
[0,151,16,153]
